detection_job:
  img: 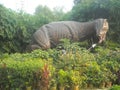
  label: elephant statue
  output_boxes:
[27,18,109,51]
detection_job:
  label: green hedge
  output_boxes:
[110,85,120,90]
[0,45,120,89]
[0,50,53,89]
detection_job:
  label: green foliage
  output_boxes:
[52,7,66,21]
[0,41,120,89]
[0,57,44,88]
[0,4,36,53]
[0,50,54,89]
[0,1,120,89]
[34,5,67,27]
[110,85,120,90]
[14,13,37,52]
[0,5,16,39]
[57,69,68,86]
[68,70,85,86]
[55,39,95,70]
[0,5,17,53]
[34,5,54,27]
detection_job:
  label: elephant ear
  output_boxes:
[95,19,109,43]
[102,19,109,32]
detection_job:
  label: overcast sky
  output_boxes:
[0,0,74,14]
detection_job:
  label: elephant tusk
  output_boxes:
[92,44,97,48]
[88,44,97,51]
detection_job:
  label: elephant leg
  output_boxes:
[38,40,51,50]
[26,44,41,52]
[31,44,41,50]
[87,37,94,49]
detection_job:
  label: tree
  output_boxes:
[14,12,37,52]
[0,5,17,53]
[71,0,110,21]
[34,5,54,28]
[0,4,36,53]
[52,7,65,21]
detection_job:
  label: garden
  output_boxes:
[0,40,120,90]
[0,0,120,90]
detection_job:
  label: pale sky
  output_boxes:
[0,0,74,14]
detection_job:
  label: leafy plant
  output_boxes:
[68,70,84,86]
[57,69,68,86]
[40,64,50,89]
[0,51,52,89]
[110,85,120,90]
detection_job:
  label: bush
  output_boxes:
[110,85,120,90]
[0,41,120,89]
[0,50,53,89]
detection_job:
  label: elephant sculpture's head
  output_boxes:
[95,19,109,43]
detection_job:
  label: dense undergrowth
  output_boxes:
[0,41,120,90]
